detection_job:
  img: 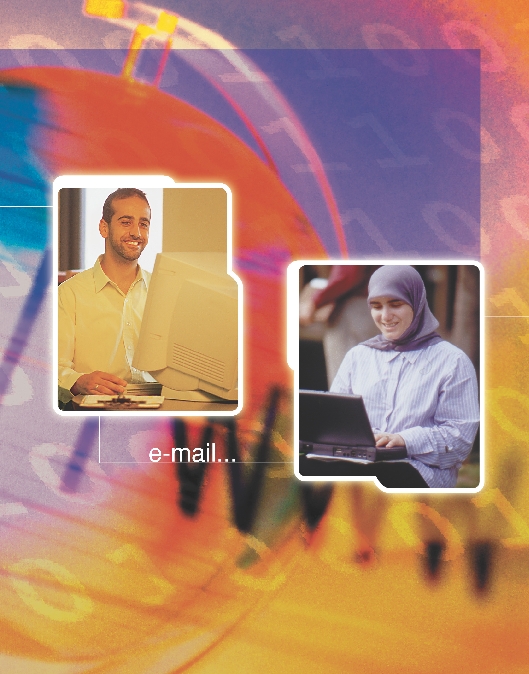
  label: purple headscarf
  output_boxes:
[361,265,443,352]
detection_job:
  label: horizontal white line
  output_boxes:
[0,205,50,208]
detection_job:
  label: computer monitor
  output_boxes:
[133,251,238,401]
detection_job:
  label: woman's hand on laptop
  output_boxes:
[374,433,406,448]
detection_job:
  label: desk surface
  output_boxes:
[71,395,238,413]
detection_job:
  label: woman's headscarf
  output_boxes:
[361,265,443,352]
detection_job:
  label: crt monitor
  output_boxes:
[133,252,238,401]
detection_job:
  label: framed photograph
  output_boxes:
[53,176,242,417]
[290,260,483,493]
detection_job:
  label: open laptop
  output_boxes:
[299,390,407,463]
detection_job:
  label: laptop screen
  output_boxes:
[299,390,376,448]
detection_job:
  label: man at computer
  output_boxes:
[300,265,480,488]
[58,188,153,404]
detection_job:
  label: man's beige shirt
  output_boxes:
[58,257,152,401]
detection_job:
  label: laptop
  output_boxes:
[299,390,407,463]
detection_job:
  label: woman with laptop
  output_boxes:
[301,265,480,488]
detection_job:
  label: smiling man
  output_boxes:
[58,188,153,404]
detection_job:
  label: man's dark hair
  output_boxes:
[102,188,150,224]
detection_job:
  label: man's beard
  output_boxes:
[109,235,145,261]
